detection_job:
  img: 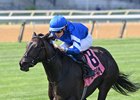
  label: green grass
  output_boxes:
[0,38,140,100]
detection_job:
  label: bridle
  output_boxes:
[23,36,57,66]
[23,43,45,66]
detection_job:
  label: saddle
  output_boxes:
[67,48,105,87]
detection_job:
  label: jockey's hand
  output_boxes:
[57,46,67,52]
[53,44,58,48]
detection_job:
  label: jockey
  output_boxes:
[49,15,94,79]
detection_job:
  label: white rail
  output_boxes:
[0,10,140,23]
[0,9,140,16]
[0,15,140,22]
[1,10,138,42]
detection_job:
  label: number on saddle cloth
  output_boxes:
[83,49,104,73]
[83,49,105,87]
[85,49,99,67]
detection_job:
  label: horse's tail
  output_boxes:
[112,72,140,95]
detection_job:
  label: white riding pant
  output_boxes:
[60,33,93,52]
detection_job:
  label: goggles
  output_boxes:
[50,29,63,34]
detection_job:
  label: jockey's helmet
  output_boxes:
[49,15,67,32]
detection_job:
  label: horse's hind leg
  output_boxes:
[97,79,113,100]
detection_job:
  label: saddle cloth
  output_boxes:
[84,49,105,87]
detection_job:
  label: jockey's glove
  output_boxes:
[58,46,68,53]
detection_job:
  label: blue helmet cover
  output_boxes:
[49,15,67,32]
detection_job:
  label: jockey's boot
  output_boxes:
[74,54,95,79]
[81,56,95,79]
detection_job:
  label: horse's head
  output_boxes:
[19,32,55,72]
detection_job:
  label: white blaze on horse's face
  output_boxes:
[19,36,44,72]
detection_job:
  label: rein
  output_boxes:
[42,39,57,64]
[46,53,56,63]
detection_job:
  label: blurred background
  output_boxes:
[0,0,140,42]
[0,0,140,10]
[0,0,140,100]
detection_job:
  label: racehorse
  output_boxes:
[19,33,139,100]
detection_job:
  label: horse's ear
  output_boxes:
[43,32,55,41]
[32,32,37,38]
[45,32,50,37]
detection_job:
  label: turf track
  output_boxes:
[0,38,140,100]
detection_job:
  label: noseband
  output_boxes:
[23,45,44,66]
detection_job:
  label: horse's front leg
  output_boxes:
[48,83,55,100]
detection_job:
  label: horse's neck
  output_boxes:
[42,54,63,83]
[42,46,82,83]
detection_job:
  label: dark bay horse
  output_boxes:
[19,33,139,100]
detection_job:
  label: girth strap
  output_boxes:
[80,86,87,100]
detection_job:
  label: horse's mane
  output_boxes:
[34,33,73,61]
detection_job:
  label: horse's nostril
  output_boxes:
[19,61,29,72]
[19,59,27,68]
[19,60,23,67]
